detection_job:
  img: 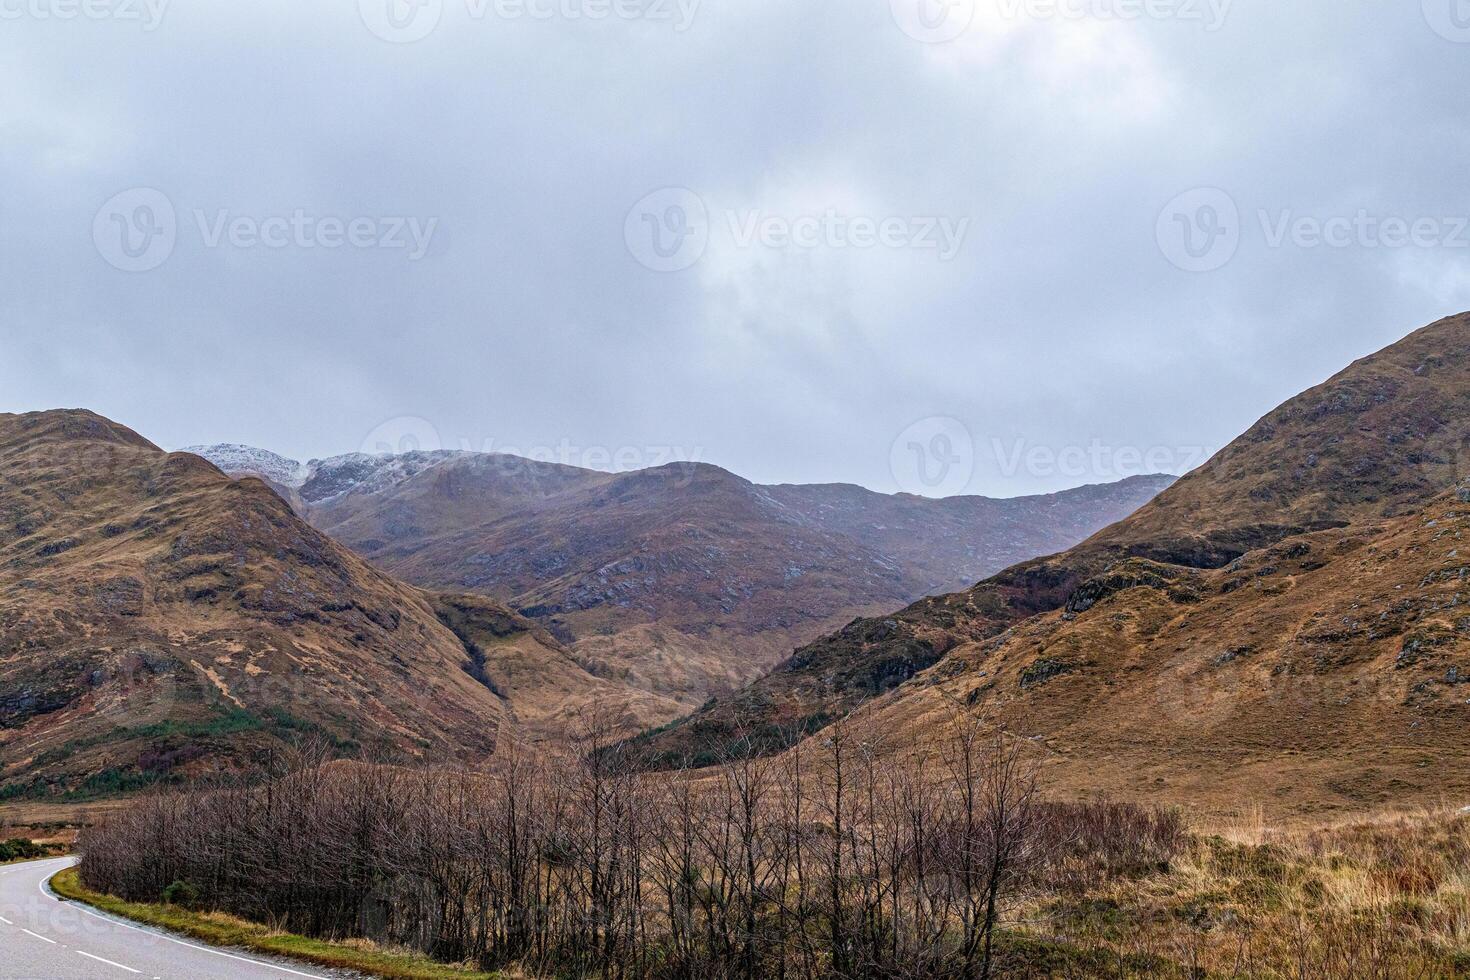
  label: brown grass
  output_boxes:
[1025,805,1470,978]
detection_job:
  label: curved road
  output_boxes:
[0,858,357,980]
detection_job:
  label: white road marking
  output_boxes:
[23,926,57,943]
[76,952,142,975]
[0,914,13,924]
[39,863,331,979]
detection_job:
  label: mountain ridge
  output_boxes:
[0,411,658,798]
[189,442,1175,710]
[621,312,1470,781]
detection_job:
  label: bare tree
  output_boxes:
[80,716,1135,980]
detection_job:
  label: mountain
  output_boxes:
[177,443,305,489]
[0,412,647,799]
[189,444,1174,714]
[626,313,1470,796]
[860,490,1470,815]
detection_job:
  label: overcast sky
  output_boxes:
[2,0,1466,496]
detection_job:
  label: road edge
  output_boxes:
[47,865,497,980]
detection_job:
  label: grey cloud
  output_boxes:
[1,0,1465,496]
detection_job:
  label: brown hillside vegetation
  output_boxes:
[429,591,668,737]
[78,728,1470,979]
[223,446,1172,713]
[0,411,648,799]
[863,489,1470,815]
[628,313,1470,802]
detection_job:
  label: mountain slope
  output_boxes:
[428,591,668,737]
[627,313,1470,775]
[1080,316,1466,565]
[191,444,1173,711]
[0,411,609,798]
[860,487,1470,815]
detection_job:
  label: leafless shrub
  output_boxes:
[78,718,1180,979]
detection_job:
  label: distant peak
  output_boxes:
[182,444,308,487]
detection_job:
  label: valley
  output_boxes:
[4,313,1469,980]
[191,441,1173,716]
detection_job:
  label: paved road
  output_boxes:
[0,858,354,980]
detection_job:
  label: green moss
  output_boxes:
[1046,896,1134,940]
[1020,658,1078,689]
[993,929,1179,977]
[0,767,175,802]
[126,707,265,740]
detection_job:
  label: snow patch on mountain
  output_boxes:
[183,443,472,502]
[298,451,463,503]
[182,444,309,487]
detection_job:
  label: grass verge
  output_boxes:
[49,868,499,980]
